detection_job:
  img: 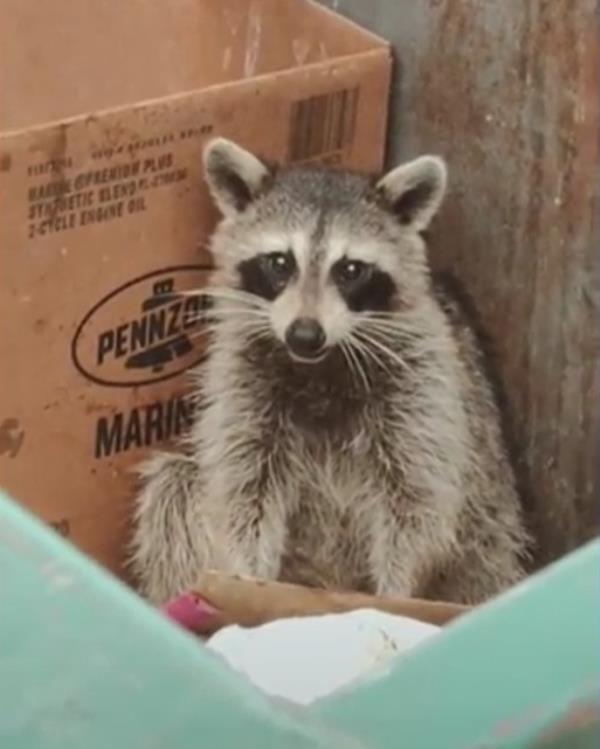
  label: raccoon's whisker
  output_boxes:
[356,313,404,328]
[358,324,409,342]
[348,333,393,377]
[203,287,261,299]
[204,287,270,308]
[339,340,359,385]
[149,289,208,299]
[357,318,421,343]
[351,338,379,390]
[357,333,411,372]
[188,319,270,341]
[214,305,270,316]
[214,319,272,334]
[340,340,370,392]
[176,311,268,329]
[163,287,269,310]
[186,327,266,345]
[182,306,269,321]
[357,318,401,331]
[351,339,392,380]
[362,322,417,336]
[206,319,271,333]
[240,328,273,346]
[350,347,372,393]
[360,310,403,319]
[358,311,419,330]
[204,308,270,320]
[352,329,413,373]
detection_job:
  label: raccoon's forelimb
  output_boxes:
[368,500,459,597]
[129,452,213,604]
[203,457,291,581]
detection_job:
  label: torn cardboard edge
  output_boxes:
[161,572,470,636]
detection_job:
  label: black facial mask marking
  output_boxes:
[331,257,396,312]
[237,250,296,301]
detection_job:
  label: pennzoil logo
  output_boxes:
[71,265,212,387]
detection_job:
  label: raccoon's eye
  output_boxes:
[264,251,294,279]
[333,259,371,285]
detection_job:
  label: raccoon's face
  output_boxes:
[203,138,447,365]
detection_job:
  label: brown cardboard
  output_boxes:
[186,572,469,635]
[0,0,391,577]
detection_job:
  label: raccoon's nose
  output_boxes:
[285,317,326,359]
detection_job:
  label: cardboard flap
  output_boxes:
[1,0,386,133]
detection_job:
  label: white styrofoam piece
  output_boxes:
[206,608,439,705]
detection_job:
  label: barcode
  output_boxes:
[288,87,359,163]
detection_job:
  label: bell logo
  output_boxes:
[122,278,194,373]
[72,265,212,387]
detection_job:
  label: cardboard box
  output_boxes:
[0,0,391,577]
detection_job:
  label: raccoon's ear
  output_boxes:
[203,138,272,217]
[375,156,447,231]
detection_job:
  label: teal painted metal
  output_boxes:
[1,487,598,748]
[530,702,600,749]
[0,491,340,748]
[318,540,600,749]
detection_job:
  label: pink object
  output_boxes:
[161,592,219,633]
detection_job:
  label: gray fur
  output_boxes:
[129,138,530,605]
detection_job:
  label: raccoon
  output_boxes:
[129,137,530,605]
